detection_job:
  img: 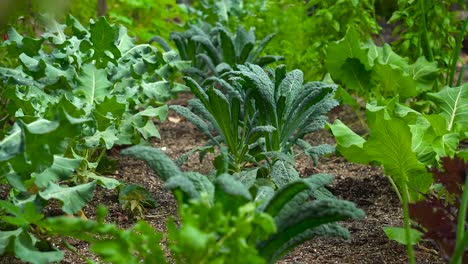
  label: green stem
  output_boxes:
[456,64,465,87]
[94,148,107,166]
[448,19,467,87]
[450,175,468,264]
[401,184,416,264]
[418,0,433,62]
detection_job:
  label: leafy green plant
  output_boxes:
[326,27,439,106]
[118,184,157,219]
[171,64,337,183]
[185,0,249,29]
[328,84,468,263]
[0,200,64,263]
[122,145,364,263]
[0,16,177,190]
[66,0,188,42]
[388,0,466,85]
[238,0,380,80]
[409,156,468,263]
[0,112,96,212]
[151,23,283,81]
[43,206,166,264]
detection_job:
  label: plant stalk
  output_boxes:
[450,174,468,264]
[448,19,467,87]
[418,0,433,62]
[402,184,416,264]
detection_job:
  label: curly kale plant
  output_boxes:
[121,146,364,263]
[171,64,337,184]
[0,15,183,187]
[151,23,283,80]
[0,15,187,229]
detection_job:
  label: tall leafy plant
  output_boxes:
[388,0,466,85]
[328,83,468,263]
[326,27,439,107]
[172,64,337,186]
[151,23,283,81]
[239,0,380,80]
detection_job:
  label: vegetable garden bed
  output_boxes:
[1,1,467,263]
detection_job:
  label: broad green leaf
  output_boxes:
[405,56,438,93]
[383,226,423,245]
[92,96,126,131]
[39,181,96,214]
[41,14,67,45]
[33,156,82,188]
[326,28,372,89]
[428,84,468,132]
[5,27,43,56]
[74,64,113,106]
[0,229,22,254]
[14,232,64,264]
[365,109,432,199]
[328,119,370,164]
[373,63,417,98]
[86,173,121,190]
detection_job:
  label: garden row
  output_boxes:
[0,1,467,263]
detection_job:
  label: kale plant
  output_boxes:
[121,145,364,263]
[171,64,337,186]
[151,23,283,81]
[0,15,181,189]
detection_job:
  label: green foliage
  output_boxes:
[66,0,188,42]
[0,16,177,193]
[171,64,336,181]
[118,184,157,219]
[328,86,468,263]
[45,206,167,264]
[152,23,282,81]
[326,27,439,103]
[238,0,380,80]
[122,145,364,263]
[0,17,179,259]
[0,201,64,263]
[388,0,466,76]
[187,0,248,29]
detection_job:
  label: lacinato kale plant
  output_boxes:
[121,145,364,263]
[151,23,283,81]
[171,64,337,187]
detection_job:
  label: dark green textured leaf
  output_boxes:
[121,146,182,181]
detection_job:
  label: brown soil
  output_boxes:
[1,93,445,264]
